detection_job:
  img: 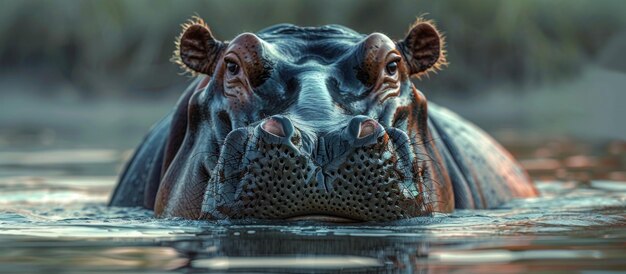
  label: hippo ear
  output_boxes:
[173,17,226,75]
[397,19,447,77]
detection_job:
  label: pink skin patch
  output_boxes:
[262,118,286,137]
[358,119,378,139]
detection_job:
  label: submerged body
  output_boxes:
[110,19,536,222]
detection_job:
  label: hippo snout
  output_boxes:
[202,115,429,222]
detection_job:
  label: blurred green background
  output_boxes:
[0,0,625,150]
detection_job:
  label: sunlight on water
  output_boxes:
[192,256,382,270]
[0,150,121,166]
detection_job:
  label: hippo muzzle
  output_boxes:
[204,115,430,222]
[109,17,537,223]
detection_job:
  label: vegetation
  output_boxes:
[1,0,624,98]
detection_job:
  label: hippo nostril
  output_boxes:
[262,118,286,137]
[344,116,384,147]
[358,119,378,139]
[261,115,295,139]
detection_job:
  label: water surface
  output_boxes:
[0,140,625,273]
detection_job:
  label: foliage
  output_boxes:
[0,0,624,98]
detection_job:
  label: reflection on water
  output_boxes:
[0,139,625,273]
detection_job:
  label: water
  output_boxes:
[0,139,625,273]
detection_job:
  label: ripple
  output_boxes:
[0,176,624,273]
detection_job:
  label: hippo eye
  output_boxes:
[385,61,398,76]
[226,61,240,75]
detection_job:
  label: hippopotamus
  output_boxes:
[109,17,537,222]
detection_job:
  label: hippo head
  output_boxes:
[155,17,452,222]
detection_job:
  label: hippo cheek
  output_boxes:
[201,116,433,222]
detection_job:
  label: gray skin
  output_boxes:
[109,19,537,222]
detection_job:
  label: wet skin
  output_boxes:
[109,18,537,222]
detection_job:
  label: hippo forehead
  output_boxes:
[255,24,366,59]
[231,24,401,69]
